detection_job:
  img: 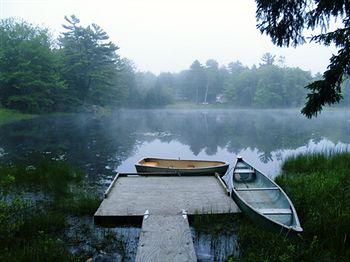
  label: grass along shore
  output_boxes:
[228,152,350,261]
[0,154,126,261]
[0,108,37,125]
[1,152,349,260]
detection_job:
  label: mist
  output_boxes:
[2,0,337,74]
[1,1,350,261]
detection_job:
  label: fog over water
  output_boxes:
[1,109,349,260]
[1,109,349,182]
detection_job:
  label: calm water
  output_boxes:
[1,109,349,180]
[1,109,350,260]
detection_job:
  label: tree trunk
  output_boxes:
[204,77,209,103]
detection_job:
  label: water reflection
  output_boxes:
[1,109,349,260]
[1,109,349,180]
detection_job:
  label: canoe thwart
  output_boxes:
[234,187,279,191]
[257,208,292,215]
[234,169,255,174]
[231,157,303,233]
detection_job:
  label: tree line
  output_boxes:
[1,16,349,113]
[255,0,350,117]
[137,52,350,108]
[0,16,138,113]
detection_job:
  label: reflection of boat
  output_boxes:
[135,157,229,176]
[231,157,302,234]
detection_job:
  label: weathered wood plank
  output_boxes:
[94,175,239,223]
[136,215,196,262]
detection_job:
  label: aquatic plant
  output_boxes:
[0,108,36,126]
[0,155,121,261]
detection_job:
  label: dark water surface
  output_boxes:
[1,109,349,179]
[1,109,350,260]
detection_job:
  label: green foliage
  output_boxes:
[0,234,81,262]
[0,155,82,196]
[260,52,276,65]
[58,15,124,108]
[255,0,350,117]
[135,56,314,108]
[192,214,237,235]
[0,18,65,113]
[2,14,349,113]
[236,153,350,261]
[0,155,101,260]
[224,63,312,108]
[52,189,101,215]
[0,16,138,113]
[186,60,207,103]
[0,108,36,125]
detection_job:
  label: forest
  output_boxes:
[1,16,349,114]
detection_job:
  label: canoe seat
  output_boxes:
[234,169,255,174]
[235,187,279,191]
[144,161,158,167]
[233,173,256,183]
[257,208,292,215]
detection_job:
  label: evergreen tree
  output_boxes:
[59,15,121,107]
[204,59,220,103]
[187,60,205,103]
[256,0,350,117]
[260,52,276,65]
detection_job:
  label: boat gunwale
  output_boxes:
[232,158,302,233]
[135,157,229,170]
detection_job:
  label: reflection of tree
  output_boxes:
[0,113,137,181]
[258,152,273,163]
[136,110,350,159]
[0,110,349,176]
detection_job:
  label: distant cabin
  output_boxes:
[216,94,226,104]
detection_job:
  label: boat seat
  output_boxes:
[234,169,255,174]
[144,161,158,166]
[233,173,256,183]
[235,187,279,191]
[257,208,292,215]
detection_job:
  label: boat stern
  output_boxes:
[292,225,303,233]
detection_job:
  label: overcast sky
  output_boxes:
[1,0,338,75]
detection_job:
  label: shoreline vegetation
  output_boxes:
[165,102,350,111]
[1,152,349,260]
[0,154,124,261]
[192,153,350,261]
[0,108,37,125]
[1,17,350,115]
[228,152,350,261]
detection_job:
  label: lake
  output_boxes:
[1,109,349,260]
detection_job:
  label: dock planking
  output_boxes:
[94,173,240,261]
[94,174,239,223]
[135,214,196,262]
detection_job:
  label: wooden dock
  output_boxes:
[136,214,196,262]
[94,173,240,261]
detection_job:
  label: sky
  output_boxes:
[1,0,338,75]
